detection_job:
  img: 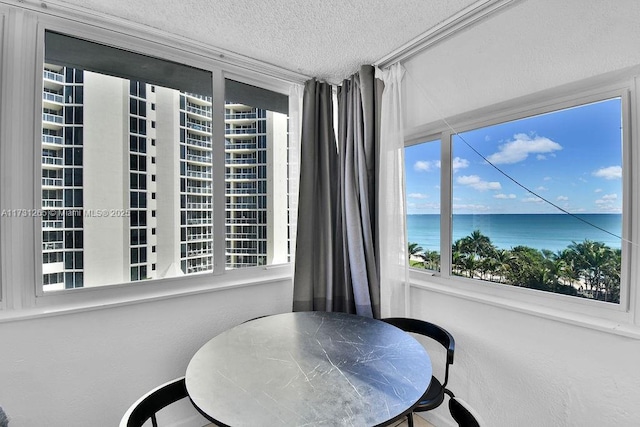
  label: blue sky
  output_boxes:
[405,98,623,215]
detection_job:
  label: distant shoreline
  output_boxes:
[407,213,622,253]
[407,213,621,216]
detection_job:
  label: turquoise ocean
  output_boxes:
[407,214,622,253]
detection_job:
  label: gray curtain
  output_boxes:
[293,79,345,313]
[293,66,382,318]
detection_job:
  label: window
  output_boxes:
[406,96,625,305]
[0,7,299,313]
[38,30,290,292]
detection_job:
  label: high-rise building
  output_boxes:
[41,64,288,291]
[224,102,289,269]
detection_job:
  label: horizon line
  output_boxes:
[407,212,621,215]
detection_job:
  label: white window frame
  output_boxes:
[0,2,304,319]
[405,72,640,332]
[0,9,4,308]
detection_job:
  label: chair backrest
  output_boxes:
[381,317,455,386]
[449,396,484,427]
[0,406,8,427]
[120,377,188,427]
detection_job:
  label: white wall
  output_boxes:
[410,287,640,426]
[401,0,640,425]
[0,280,293,426]
[403,0,640,131]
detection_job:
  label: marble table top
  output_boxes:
[185,311,432,427]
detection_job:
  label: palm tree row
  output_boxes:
[409,230,621,303]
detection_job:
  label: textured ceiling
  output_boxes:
[54,0,479,82]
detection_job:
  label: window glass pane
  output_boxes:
[40,32,291,291]
[451,98,622,303]
[41,32,213,291]
[224,79,290,269]
[405,140,441,271]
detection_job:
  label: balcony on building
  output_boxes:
[225,138,257,151]
[184,92,212,106]
[185,183,213,194]
[186,101,212,119]
[185,135,213,150]
[185,149,212,165]
[42,110,64,129]
[186,119,212,136]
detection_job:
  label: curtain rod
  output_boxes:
[374,0,518,69]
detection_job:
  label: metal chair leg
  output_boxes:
[407,412,415,427]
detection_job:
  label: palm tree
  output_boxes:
[459,230,493,259]
[557,248,580,288]
[595,246,621,303]
[451,240,465,276]
[505,245,545,288]
[408,242,424,257]
[408,242,425,268]
[419,250,441,272]
[456,230,495,279]
[492,249,515,284]
[540,249,561,292]
[567,240,605,298]
[477,245,504,281]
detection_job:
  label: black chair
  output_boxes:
[242,314,269,323]
[445,389,483,427]
[120,376,192,427]
[381,317,455,427]
[0,406,8,427]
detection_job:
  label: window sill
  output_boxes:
[0,263,293,324]
[409,269,640,340]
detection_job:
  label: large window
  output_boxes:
[39,31,290,292]
[406,96,625,304]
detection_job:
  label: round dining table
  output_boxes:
[185,311,432,427]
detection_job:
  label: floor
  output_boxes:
[391,414,436,427]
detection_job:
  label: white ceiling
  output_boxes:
[55,0,480,82]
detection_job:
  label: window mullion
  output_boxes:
[629,78,640,323]
[211,68,226,274]
[440,131,453,277]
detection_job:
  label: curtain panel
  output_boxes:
[293,79,344,313]
[293,66,383,318]
[375,63,409,317]
[337,65,383,318]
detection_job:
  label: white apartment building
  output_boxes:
[41,64,288,291]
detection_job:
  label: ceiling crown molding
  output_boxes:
[374,0,518,69]
[1,0,311,84]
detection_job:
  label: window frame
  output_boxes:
[0,10,4,307]
[405,76,637,325]
[0,3,303,316]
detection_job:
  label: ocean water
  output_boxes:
[407,214,622,253]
